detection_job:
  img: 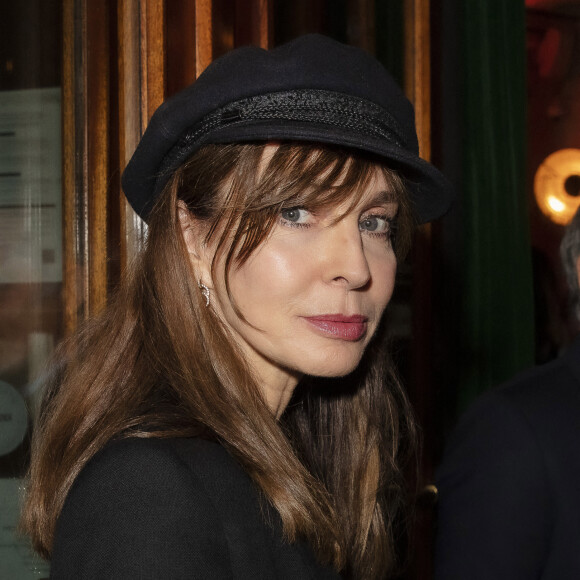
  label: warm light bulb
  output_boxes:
[547,195,565,213]
[534,149,580,226]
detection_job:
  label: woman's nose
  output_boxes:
[321,222,371,290]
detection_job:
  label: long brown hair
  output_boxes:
[22,143,418,579]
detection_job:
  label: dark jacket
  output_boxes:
[435,337,580,579]
[50,437,341,579]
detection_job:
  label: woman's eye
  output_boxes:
[280,207,310,224]
[359,215,391,234]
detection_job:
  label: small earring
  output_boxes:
[198,281,210,307]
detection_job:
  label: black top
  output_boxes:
[435,336,580,579]
[50,437,341,579]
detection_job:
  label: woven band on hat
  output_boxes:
[156,89,410,190]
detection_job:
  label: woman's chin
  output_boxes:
[300,352,365,379]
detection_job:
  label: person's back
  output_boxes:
[435,341,580,579]
[435,205,580,579]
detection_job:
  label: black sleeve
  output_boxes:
[434,392,553,580]
[50,438,232,579]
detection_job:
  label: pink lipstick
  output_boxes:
[304,314,368,341]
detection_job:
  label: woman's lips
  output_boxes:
[303,314,368,341]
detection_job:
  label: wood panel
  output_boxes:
[346,0,376,53]
[195,0,213,77]
[86,1,111,315]
[404,0,431,161]
[257,0,273,48]
[141,0,165,122]
[64,0,277,328]
[404,0,435,477]
[118,0,145,267]
[403,3,437,579]
[234,0,273,49]
[166,0,197,96]
[62,0,81,334]
[62,0,114,333]
[117,0,167,268]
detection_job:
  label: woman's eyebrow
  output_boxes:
[364,190,398,206]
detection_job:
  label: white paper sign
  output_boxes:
[0,88,62,283]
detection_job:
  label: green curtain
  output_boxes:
[458,0,535,411]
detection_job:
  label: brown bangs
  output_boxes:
[195,143,415,279]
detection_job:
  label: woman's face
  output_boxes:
[193,164,399,412]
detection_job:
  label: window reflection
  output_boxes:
[0,1,61,578]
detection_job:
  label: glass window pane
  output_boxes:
[0,2,61,578]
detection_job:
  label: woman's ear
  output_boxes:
[178,201,213,286]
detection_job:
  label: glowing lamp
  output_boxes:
[534,148,580,225]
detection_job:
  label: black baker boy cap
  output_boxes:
[122,34,453,223]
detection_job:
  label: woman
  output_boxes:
[22,35,451,579]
